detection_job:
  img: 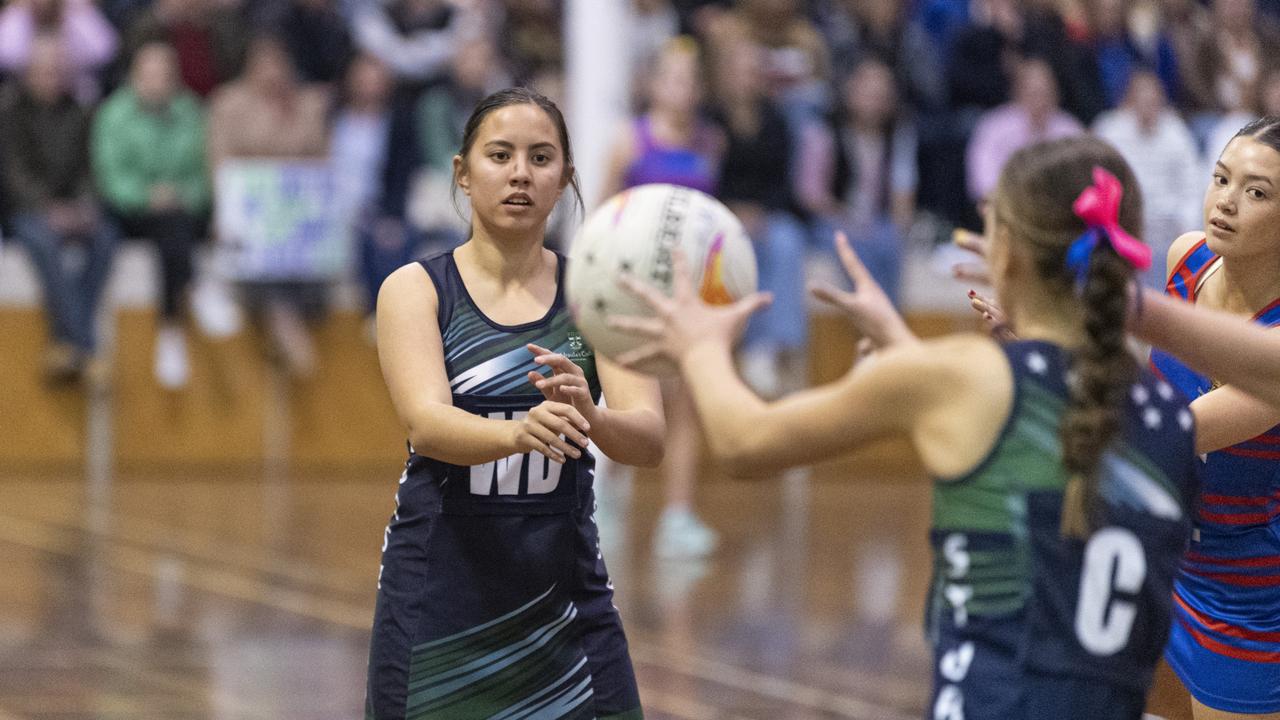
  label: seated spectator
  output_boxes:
[329,53,395,336]
[711,37,808,397]
[122,0,246,98]
[276,0,354,85]
[352,0,484,84]
[797,56,917,307]
[819,0,946,112]
[1,38,119,383]
[966,57,1084,203]
[500,0,562,82]
[1086,0,1182,108]
[1204,64,1280,170]
[207,34,333,378]
[1092,70,1201,289]
[704,0,831,125]
[93,42,210,390]
[1182,0,1280,117]
[0,0,118,104]
[630,0,679,85]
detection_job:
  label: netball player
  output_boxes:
[613,137,1198,719]
[962,120,1280,719]
[366,88,664,719]
[1145,118,1280,719]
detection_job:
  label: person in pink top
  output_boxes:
[966,57,1084,203]
[0,0,118,104]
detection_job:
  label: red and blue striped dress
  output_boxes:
[1150,236,1280,714]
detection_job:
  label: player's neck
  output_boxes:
[1215,253,1280,315]
[458,227,548,286]
[1010,288,1085,348]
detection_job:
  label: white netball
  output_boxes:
[566,183,758,375]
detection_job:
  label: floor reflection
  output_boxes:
[0,461,931,719]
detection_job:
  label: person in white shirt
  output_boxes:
[1092,70,1202,289]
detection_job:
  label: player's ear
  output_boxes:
[454,154,470,196]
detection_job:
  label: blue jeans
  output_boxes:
[812,217,905,307]
[742,212,809,353]
[357,219,461,313]
[11,210,119,352]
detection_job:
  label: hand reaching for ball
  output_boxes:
[607,250,773,370]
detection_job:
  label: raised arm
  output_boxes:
[1136,289,1280,411]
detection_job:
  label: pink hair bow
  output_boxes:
[1066,167,1152,280]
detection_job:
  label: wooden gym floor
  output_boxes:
[1,307,1188,719]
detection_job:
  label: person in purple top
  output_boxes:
[601,35,726,559]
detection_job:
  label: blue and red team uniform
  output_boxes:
[1151,236,1280,714]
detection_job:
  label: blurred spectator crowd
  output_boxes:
[3,0,1274,396]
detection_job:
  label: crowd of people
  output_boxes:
[7,0,1277,390]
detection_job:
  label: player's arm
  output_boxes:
[377,264,590,465]
[676,336,987,477]
[1136,289,1280,415]
[590,358,665,466]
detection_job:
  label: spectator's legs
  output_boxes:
[11,212,77,351]
[741,212,809,396]
[70,217,120,354]
[850,218,904,308]
[653,378,717,559]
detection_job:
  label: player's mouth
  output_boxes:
[1209,216,1235,234]
[502,193,533,208]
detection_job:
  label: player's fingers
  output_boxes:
[542,401,591,437]
[671,248,696,300]
[951,262,991,285]
[733,292,772,320]
[536,374,586,395]
[952,228,988,257]
[533,351,584,377]
[614,344,664,370]
[527,370,554,399]
[527,424,577,461]
[607,315,665,339]
[833,231,873,287]
[856,336,876,360]
[618,273,673,313]
[809,283,851,309]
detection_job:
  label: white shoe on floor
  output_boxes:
[154,324,190,390]
[191,279,243,339]
[739,347,781,398]
[652,507,719,558]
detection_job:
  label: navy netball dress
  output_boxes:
[365,251,642,720]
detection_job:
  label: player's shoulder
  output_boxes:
[874,333,1007,388]
[378,261,438,312]
[1166,231,1205,276]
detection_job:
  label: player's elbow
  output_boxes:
[708,434,774,480]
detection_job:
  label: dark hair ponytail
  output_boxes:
[993,137,1143,537]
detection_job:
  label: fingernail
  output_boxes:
[967,289,976,297]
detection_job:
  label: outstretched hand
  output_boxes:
[951,228,992,286]
[809,231,916,349]
[607,249,773,370]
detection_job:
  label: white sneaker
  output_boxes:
[191,278,243,339]
[154,324,190,390]
[739,347,781,398]
[652,507,719,558]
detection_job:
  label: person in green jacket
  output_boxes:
[92,41,209,390]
